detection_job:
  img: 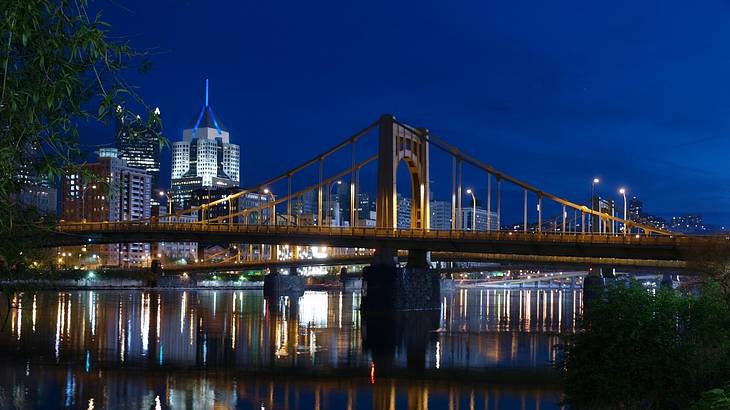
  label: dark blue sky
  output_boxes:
[88,0,730,225]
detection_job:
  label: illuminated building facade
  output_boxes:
[12,145,58,215]
[429,200,452,230]
[190,188,271,224]
[115,105,162,193]
[461,207,498,231]
[61,152,152,267]
[171,80,240,210]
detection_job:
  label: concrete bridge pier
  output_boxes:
[660,273,678,288]
[263,266,304,297]
[339,267,363,291]
[362,308,440,374]
[362,248,440,311]
[583,267,607,303]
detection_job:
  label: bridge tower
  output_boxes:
[364,115,439,311]
[375,115,430,230]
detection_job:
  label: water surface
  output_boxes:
[0,287,580,409]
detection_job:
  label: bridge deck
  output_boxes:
[51,222,730,263]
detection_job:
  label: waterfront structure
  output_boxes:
[115,105,162,193]
[61,152,152,267]
[171,81,240,210]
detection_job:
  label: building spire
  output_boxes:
[205,78,209,107]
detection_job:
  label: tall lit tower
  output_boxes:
[171,80,240,210]
[115,105,162,190]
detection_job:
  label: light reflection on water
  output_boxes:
[0,287,580,409]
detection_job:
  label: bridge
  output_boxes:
[55,221,722,266]
[51,115,730,308]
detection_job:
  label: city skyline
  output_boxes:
[75,0,730,225]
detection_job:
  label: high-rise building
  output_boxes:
[591,196,616,233]
[293,191,317,225]
[190,187,272,224]
[396,193,411,229]
[12,150,57,215]
[628,196,643,222]
[61,152,152,267]
[626,195,667,231]
[171,80,240,210]
[357,192,376,220]
[429,200,452,230]
[670,214,705,233]
[115,105,162,191]
[461,207,498,231]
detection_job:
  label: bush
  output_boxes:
[559,281,730,409]
[690,385,730,410]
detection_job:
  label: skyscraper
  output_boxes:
[61,151,152,267]
[115,105,162,190]
[171,80,240,210]
[12,144,57,215]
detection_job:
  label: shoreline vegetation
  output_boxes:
[559,279,730,409]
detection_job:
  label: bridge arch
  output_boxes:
[376,115,430,230]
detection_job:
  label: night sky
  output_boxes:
[85,0,730,225]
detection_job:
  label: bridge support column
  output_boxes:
[660,273,676,289]
[583,267,607,304]
[197,246,206,264]
[362,248,440,311]
[263,269,304,297]
[362,309,439,375]
[406,249,431,269]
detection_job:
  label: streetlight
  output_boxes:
[590,177,600,232]
[619,187,627,235]
[81,183,97,223]
[262,188,277,261]
[327,180,342,226]
[159,190,173,215]
[262,188,276,225]
[465,188,476,231]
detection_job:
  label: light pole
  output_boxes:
[262,188,277,262]
[590,177,599,232]
[81,183,97,222]
[466,189,476,231]
[619,187,627,235]
[158,190,172,215]
[262,188,276,225]
[327,180,342,226]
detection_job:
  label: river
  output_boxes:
[0,286,580,409]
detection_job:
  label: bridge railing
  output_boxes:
[56,221,730,247]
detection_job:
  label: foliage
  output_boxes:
[0,0,160,274]
[558,281,730,409]
[690,384,730,410]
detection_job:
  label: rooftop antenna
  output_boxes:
[205,78,209,107]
